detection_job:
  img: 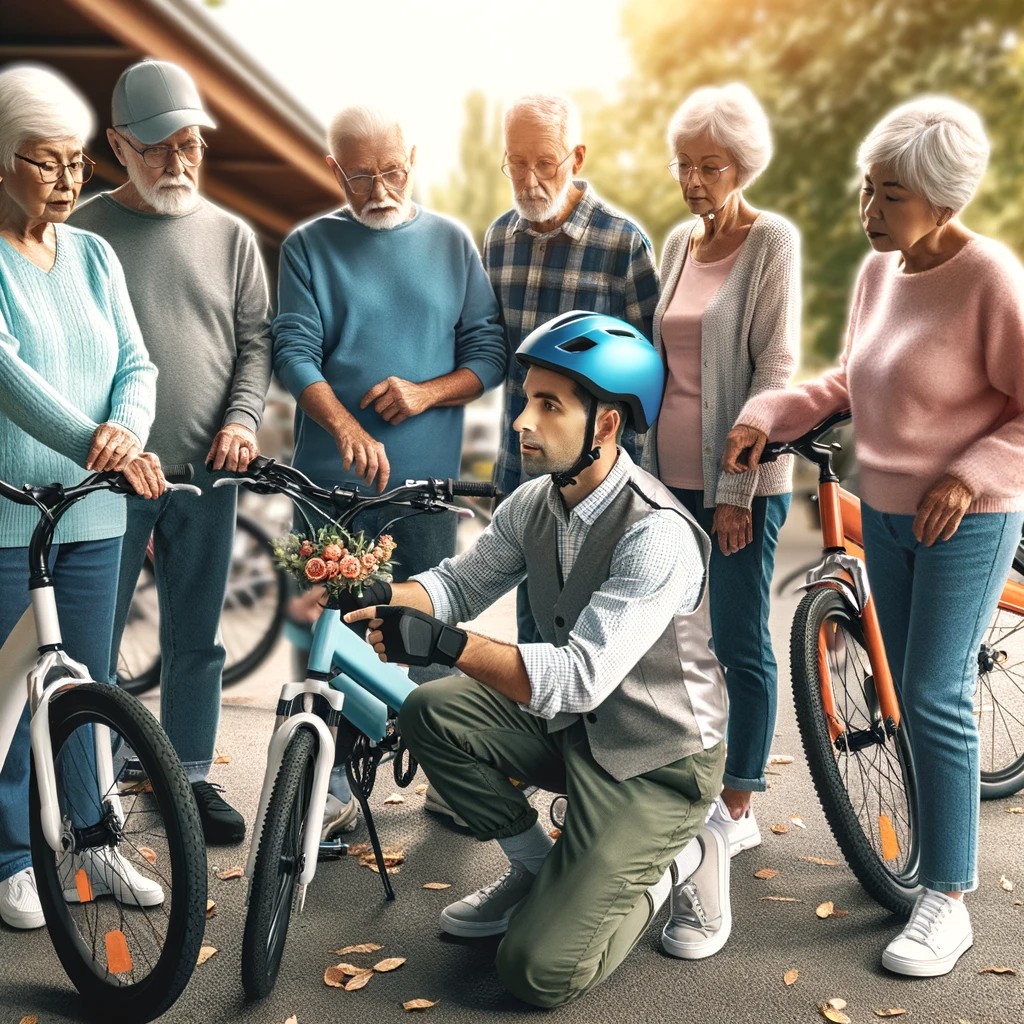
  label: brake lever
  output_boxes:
[166,483,202,496]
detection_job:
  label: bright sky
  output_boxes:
[204,0,631,188]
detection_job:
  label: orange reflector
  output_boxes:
[879,815,900,861]
[75,868,94,903]
[105,930,133,974]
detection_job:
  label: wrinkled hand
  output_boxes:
[712,503,753,556]
[913,473,973,546]
[206,424,259,472]
[721,424,768,474]
[360,377,432,426]
[121,452,166,499]
[334,424,391,492]
[87,422,140,472]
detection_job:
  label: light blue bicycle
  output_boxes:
[214,457,497,1000]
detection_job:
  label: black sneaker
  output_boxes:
[191,781,245,845]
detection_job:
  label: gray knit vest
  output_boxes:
[523,462,728,781]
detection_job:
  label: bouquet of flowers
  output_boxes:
[272,524,397,603]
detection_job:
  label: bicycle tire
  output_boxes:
[116,513,287,695]
[29,683,206,1022]
[241,727,317,1000]
[791,587,921,915]
[978,549,1024,799]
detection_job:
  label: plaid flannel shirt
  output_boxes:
[484,182,659,496]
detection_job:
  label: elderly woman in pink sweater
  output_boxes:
[723,97,1024,979]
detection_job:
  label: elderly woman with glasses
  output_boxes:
[0,64,162,931]
[724,96,1024,977]
[642,83,801,869]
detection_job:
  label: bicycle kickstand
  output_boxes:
[345,757,396,901]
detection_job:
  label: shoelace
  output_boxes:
[903,891,954,947]
[671,880,709,930]
[468,866,521,906]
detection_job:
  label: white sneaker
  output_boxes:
[424,783,469,829]
[439,862,535,937]
[61,846,164,908]
[0,867,45,930]
[661,821,732,959]
[706,796,761,857]
[882,889,973,977]
[321,793,360,840]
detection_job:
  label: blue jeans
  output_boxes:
[861,504,1023,892]
[0,537,122,881]
[108,465,236,782]
[671,490,791,791]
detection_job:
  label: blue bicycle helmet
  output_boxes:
[516,310,663,432]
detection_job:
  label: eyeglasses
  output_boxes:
[338,165,410,197]
[114,130,207,169]
[501,150,574,181]
[668,159,733,185]
[15,153,95,184]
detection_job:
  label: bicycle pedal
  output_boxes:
[318,838,349,860]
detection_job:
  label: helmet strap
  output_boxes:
[551,399,601,488]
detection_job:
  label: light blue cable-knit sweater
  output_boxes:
[0,225,157,546]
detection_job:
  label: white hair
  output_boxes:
[0,64,94,172]
[856,96,989,213]
[504,94,582,149]
[327,105,406,161]
[667,83,772,189]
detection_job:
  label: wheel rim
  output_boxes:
[976,603,1024,786]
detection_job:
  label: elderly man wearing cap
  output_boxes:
[71,59,273,845]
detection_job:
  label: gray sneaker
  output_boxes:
[439,862,535,937]
[661,820,731,959]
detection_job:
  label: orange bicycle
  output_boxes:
[761,412,1024,914]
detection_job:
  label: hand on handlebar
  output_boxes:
[206,424,259,472]
[121,452,166,499]
[86,421,141,473]
[722,424,768,474]
[333,423,391,492]
[345,605,467,667]
[913,473,973,546]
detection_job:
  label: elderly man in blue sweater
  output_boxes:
[273,105,505,833]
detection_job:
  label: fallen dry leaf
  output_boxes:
[414,784,428,795]
[800,855,839,867]
[331,963,368,977]
[346,842,373,857]
[137,845,158,865]
[978,965,1016,975]
[754,868,779,880]
[1006,806,1024,814]
[345,970,374,991]
[827,998,847,1010]
[403,999,439,1011]
[213,750,231,765]
[549,828,562,840]
[819,1003,851,1019]
[874,1010,907,1018]
[761,895,803,902]
[18,1017,39,1024]
[771,823,790,835]
[216,866,244,881]
[769,754,795,765]
[365,862,400,875]
[789,816,807,829]
[284,1016,298,1024]
[422,882,452,890]
[373,957,407,972]
[816,901,835,919]
[196,945,217,966]
[324,966,348,988]
[383,792,405,805]
[206,899,216,919]
[334,943,383,955]
[832,908,849,918]
[999,875,1015,892]
[783,968,799,986]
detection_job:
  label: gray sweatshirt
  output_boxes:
[70,194,272,464]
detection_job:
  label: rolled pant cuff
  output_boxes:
[181,759,213,785]
[920,874,978,894]
[0,855,33,884]
[722,770,766,793]
[470,805,539,843]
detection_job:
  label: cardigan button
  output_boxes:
[554,615,565,627]
[586,712,598,723]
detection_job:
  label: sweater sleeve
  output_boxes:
[225,227,273,434]
[947,254,1024,498]
[620,228,659,344]
[715,219,802,507]
[451,232,506,391]
[272,232,330,400]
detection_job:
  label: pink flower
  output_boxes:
[361,553,378,570]
[322,543,343,562]
[324,560,341,579]
[373,545,386,561]
[378,534,395,550]
[299,540,314,557]
[305,557,328,582]
[340,555,361,579]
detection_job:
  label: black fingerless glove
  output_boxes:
[334,579,393,633]
[375,606,468,667]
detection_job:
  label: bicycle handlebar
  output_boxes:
[759,410,852,466]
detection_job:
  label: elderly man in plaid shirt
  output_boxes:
[485,93,659,643]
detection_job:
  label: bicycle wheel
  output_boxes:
[977,549,1024,798]
[29,682,206,1023]
[220,513,287,685]
[791,587,921,915]
[242,727,317,1000]
[115,560,161,696]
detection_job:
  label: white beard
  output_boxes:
[352,198,413,230]
[514,175,573,225]
[134,173,200,215]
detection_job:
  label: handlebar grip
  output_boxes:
[757,446,783,466]
[162,463,194,484]
[448,479,500,499]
